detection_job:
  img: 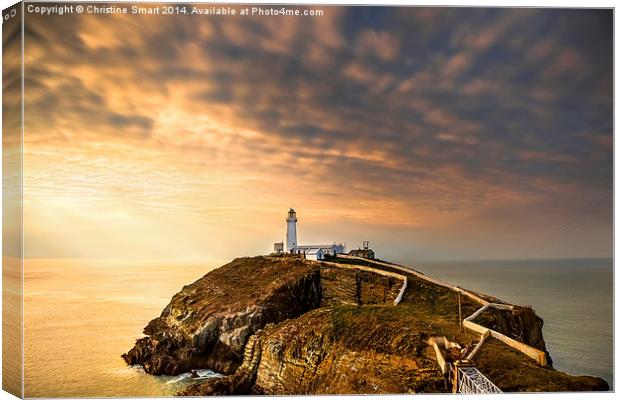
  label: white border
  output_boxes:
[0,1,616,400]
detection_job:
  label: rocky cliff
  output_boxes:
[123,255,609,394]
[122,256,401,375]
[473,305,553,366]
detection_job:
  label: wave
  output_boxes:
[165,369,223,385]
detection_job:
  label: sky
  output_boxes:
[18,5,612,262]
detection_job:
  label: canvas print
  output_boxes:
[2,2,614,397]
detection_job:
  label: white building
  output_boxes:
[303,247,325,261]
[277,208,346,260]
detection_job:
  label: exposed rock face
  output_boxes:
[473,306,552,365]
[124,255,609,394]
[122,256,401,375]
[249,307,445,395]
[182,306,450,395]
[122,257,322,375]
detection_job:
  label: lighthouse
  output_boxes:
[274,208,345,259]
[286,208,297,252]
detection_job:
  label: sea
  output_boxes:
[22,257,613,397]
[23,259,223,398]
[412,257,614,389]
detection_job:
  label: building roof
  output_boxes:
[293,244,343,250]
[304,248,324,255]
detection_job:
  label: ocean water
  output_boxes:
[23,259,222,398]
[22,257,613,397]
[412,257,614,389]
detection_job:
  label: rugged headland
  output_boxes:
[122,255,609,394]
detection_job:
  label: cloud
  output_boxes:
[356,30,401,62]
[461,78,504,96]
[22,7,613,260]
[544,48,586,76]
[441,52,472,81]
[438,132,479,145]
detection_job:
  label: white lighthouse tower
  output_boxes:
[286,208,298,252]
